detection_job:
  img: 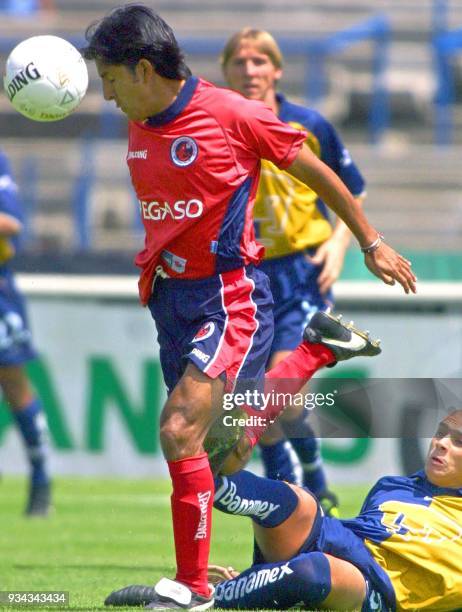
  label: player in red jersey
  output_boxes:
[83,5,416,609]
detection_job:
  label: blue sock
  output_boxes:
[12,398,49,486]
[282,413,327,495]
[214,552,331,609]
[259,440,297,483]
[214,470,298,527]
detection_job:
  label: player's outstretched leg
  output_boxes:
[219,311,382,472]
[257,310,381,419]
[214,552,331,609]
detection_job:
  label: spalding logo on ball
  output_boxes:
[3,35,88,122]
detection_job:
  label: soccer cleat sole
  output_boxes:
[145,597,215,610]
[305,311,381,359]
[105,584,214,610]
[104,585,157,607]
[328,312,382,354]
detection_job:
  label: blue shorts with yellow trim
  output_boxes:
[0,270,37,367]
[148,266,274,393]
[259,251,333,356]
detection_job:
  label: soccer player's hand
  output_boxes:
[208,564,240,584]
[308,237,347,295]
[365,242,417,294]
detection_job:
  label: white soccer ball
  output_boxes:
[3,35,89,122]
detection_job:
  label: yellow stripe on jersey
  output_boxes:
[254,121,332,259]
[364,496,462,611]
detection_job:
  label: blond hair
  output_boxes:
[221,28,283,70]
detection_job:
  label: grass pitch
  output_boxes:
[1,476,369,610]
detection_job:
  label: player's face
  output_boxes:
[95,59,159,122]
[425,411,462,488]
[224,41,282,106]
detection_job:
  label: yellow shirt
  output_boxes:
[366,495,462,611]
[254,95,365,259]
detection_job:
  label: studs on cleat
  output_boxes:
[304,311,382,363]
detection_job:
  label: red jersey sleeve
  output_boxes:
[229,96,307,169]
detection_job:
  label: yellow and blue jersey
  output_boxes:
[342,471,462,611]
[254,93,365,259]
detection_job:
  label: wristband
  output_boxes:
[361,234,384,254]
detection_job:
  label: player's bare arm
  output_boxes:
[308,198,363,294]
[286,144,417,294]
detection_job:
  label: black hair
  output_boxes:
[82,3,191,79]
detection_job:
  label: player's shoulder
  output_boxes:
[277,93,330,131]
[373,473,419,490]
[362,474,417,506]
[196,78,274,121]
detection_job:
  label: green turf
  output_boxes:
[0,476,370,611]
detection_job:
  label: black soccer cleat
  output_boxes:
[105,584,157,607]
[105,579,214,610]
[303,311,381,364]
[145,578,214,610]
[25,481,51,517]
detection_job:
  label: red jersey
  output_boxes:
[127,77,306,305]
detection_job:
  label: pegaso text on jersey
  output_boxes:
[139,198,204,221]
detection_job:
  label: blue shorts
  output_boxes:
[0,270,37,367]
[259,251,333,356]
[148,266,274,393]
[252,502,395,611]
[316,516,395,610]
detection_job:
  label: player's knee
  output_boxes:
[159,405,206,458]
[289,552,332,605]
[287,483,319,520]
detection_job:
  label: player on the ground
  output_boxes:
[210,409,462,610]
[221,28,366,513]
[0,148,51,516]
[83,4,416,608]
[110,410,462,610]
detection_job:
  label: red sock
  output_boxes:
[266,341,334,381]
[244,342,335,446]
[168,453,214,597]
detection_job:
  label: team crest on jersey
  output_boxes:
[192,321,215,342]
[171,136,198,167]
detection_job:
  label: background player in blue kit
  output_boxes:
[221,28,366,513]
[208,409,462,611]
[0,148,51,516]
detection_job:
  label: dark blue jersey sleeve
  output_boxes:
[310,112,365,197]
[0,151,23,223]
